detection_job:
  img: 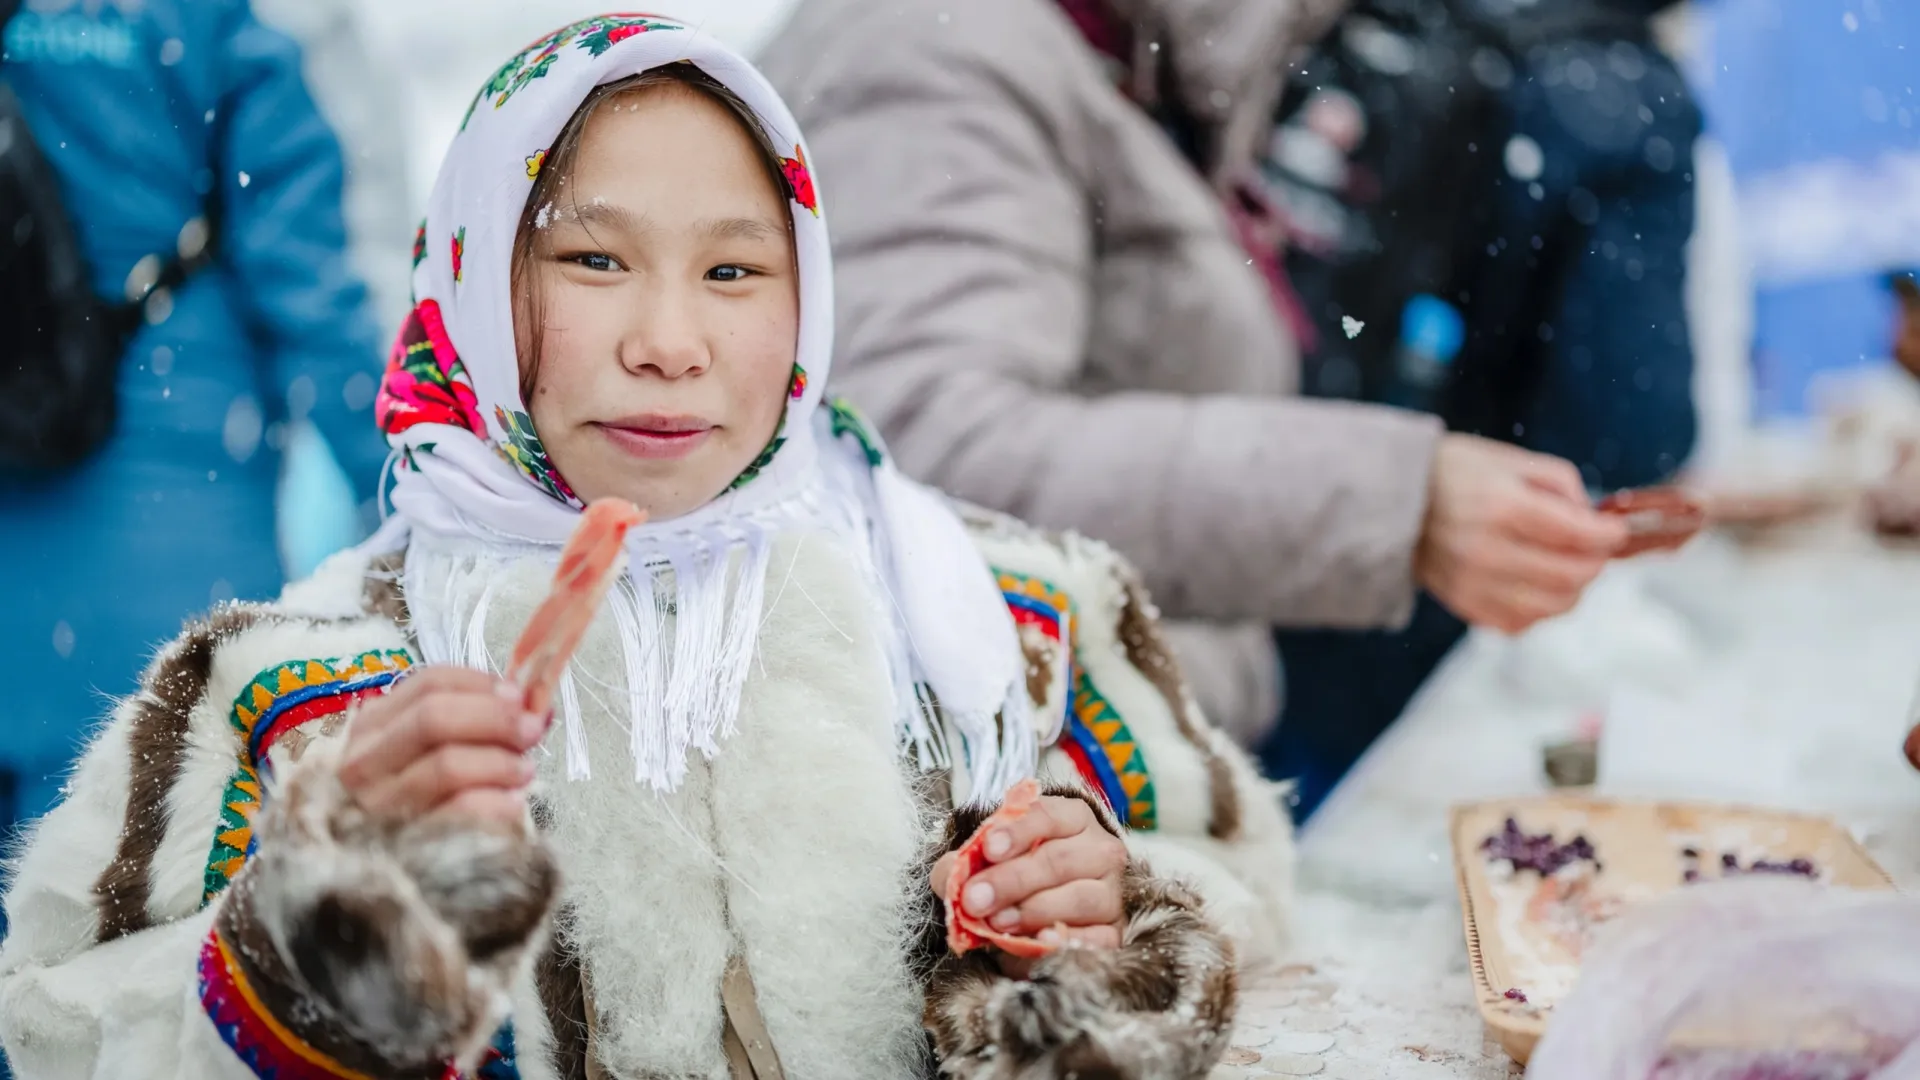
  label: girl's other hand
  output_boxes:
[931,795,1129,973]
[337,667,545,829]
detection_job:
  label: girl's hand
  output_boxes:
[337,667,545,829]
[931,795,1130,969]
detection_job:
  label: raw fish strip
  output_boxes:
[1596,486,1704,558]
[509,498,646,717]
[944,778,1062,959]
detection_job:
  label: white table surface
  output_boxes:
[1213,517,1920,1078]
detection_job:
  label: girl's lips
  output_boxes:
[595,422,713,460]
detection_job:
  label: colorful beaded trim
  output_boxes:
[472,1027,519,1080]
[203,761,263,905]
[994,570,1157,830]
[202,651,414,904]
[199,925,377,1080]
[1070,672,1156,831]
[199,925,519,1080]
[231,651,413,768]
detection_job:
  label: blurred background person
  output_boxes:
[1262,0,1701,814]
[0,0,400,852]
[758,0,1630,817]
[1277,0,1699,491]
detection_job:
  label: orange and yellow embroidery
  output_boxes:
[995,570,1157,830]
[202,650,413,904]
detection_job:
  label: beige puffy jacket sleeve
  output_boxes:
[762,0,1443,631]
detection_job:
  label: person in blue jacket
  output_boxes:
[0,0,392,842]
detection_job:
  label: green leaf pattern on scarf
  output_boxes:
[828,398,886,467]
[460,15,685,130]
[729,418,787,493]
[494,405,581,506]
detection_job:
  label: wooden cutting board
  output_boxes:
[1450,795,1895,1065]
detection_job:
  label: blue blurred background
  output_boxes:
[1695,0,1919,420]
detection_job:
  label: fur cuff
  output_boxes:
[216,737,558,1077]
[924,785,1239,1080]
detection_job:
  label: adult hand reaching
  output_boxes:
[1416,434,1627,635]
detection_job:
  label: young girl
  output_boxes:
[0,19,1292,1080]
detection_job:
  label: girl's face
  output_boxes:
[515,84,798,519]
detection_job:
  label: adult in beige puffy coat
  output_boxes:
[757,0,1628,747]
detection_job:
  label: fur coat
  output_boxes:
[0,513,1293,1080]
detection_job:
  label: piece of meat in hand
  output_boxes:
[509,498,645,717]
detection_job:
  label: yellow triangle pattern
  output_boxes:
[229,650,415,733]
[203,759,262,904]
[206,649,413,906]
[994,571,1074,617]
[992,567,1160,831]
[1073,673,1158,831]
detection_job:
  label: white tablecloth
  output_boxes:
[1214,520,1920,1078]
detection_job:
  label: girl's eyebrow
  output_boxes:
[566,201,651,234]
[696,216,786,242]
[558,204,783,244]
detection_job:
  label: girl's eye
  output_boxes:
[707,264,753,283]
[568,252,622,272]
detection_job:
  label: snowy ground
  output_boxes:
[348,1,800,213]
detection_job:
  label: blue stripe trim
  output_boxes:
[246,672,400,764]
[1065,712,1127,815]
[1000,591,1067,631]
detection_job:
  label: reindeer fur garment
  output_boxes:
[0,526,1291,1080]
[510,531,930,1079]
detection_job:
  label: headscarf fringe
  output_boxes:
[388,427,1036,802]
[403,525,793,793]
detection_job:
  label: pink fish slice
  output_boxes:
[509,498,646,718]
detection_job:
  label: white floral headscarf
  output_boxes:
[365,15,1035,800]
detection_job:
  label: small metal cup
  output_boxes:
[1543,737,1599,788]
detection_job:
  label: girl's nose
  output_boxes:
[620,287,710,378]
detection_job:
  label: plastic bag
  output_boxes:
[1527,878,1920,1080]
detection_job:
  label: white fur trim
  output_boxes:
[709,531,927,1079]
[525,531,927,1077]
[1,710,132,971]
[0,907,257,1080]
[276,544,382,621]
[506,964,562,1080]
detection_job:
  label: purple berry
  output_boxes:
[1481,818,1602,877]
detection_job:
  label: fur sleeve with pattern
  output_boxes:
[0,553,555,1079]
[917,783,1238,1080]
[960,505,1296,967]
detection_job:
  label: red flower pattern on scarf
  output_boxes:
[781,145,818,217]
[375,299,485,436]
